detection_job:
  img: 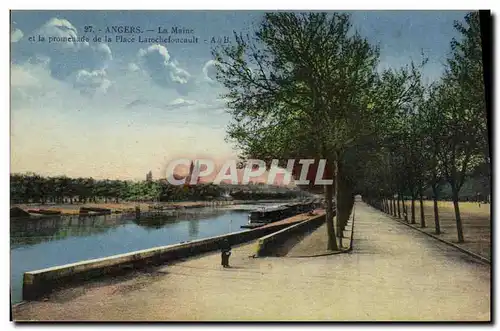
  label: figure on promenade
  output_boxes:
[220,238,232,268]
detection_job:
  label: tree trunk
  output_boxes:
[432,185,441,235]
[334,160,343,248]
[324,184,338,251]
[348,194,354,218]
[411,196,416,224]
[397,194,401,218]
[451,188,465,243]
[338,183,350,232]
[392,197,397,216]
[419,187,426,228]
[401,192,408,221]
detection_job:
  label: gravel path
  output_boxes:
[13,202,490,321]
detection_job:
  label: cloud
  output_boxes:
[37,18,81,51]
[10,62,89,112]
[137,44,195,94]
[167,98,197,108]
[167,62,190,84]
[125,97,197,110]
[92,43,113,65]
[125,99,148,109]
[128,62,140,72]
[202,60,219,85]
[72,69,111,95]
[11,28,23,43]
[12,17,113,86]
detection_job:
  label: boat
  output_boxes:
[248,205,289,224]
[245,201,317,227]
[26,209,62,216]
[79,207,112,215]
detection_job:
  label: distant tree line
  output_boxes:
[10,173,304,204]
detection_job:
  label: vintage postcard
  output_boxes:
[10,10,491,322]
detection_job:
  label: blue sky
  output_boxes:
[10,10,468,180]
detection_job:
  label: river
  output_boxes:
[10,202,283,304]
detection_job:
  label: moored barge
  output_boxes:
[240,200,319,229]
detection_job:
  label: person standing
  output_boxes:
[220,238,231,268]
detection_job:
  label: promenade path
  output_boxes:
[13,202,490,321]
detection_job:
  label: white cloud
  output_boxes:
[138,44,170,62]
[126,97,198,110]
[202,60,219,85]
[128,62,140,72]
[137,44,194,94]
[73,69,111,95]
[11,28,23,43]
[170,98,197,106]
[167,62,191,84]
[13,17,114,82]
[37,18,81,51]
[10,62,91,112]
[93,43,113,64]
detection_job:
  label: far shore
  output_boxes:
[11,199,304,217]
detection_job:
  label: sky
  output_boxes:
[10,10,468,181]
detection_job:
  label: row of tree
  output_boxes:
[10,173,219,203]
[360,12,488,242]
[214,11,488,247]
[10,173,306,204]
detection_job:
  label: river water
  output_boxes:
[10,203,282,303]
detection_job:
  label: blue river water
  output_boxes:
[10,203,280,303]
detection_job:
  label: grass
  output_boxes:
[389,199,491,260]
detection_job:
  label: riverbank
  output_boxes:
[11,199,306,218]
[11,201,235,218]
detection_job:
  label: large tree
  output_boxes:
[214,12,381,250]
[437,11,488,242]
[447,12,488,170]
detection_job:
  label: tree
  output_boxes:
[214,12,382,250]
[448,11,488,172]
[358,60,428,224]
[436,11,488,242]
[420,83,446,234]
[434,80,483,243]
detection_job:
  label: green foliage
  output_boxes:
[214,12,380,166]
[214,11,489,244]
[10,173,305,204]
